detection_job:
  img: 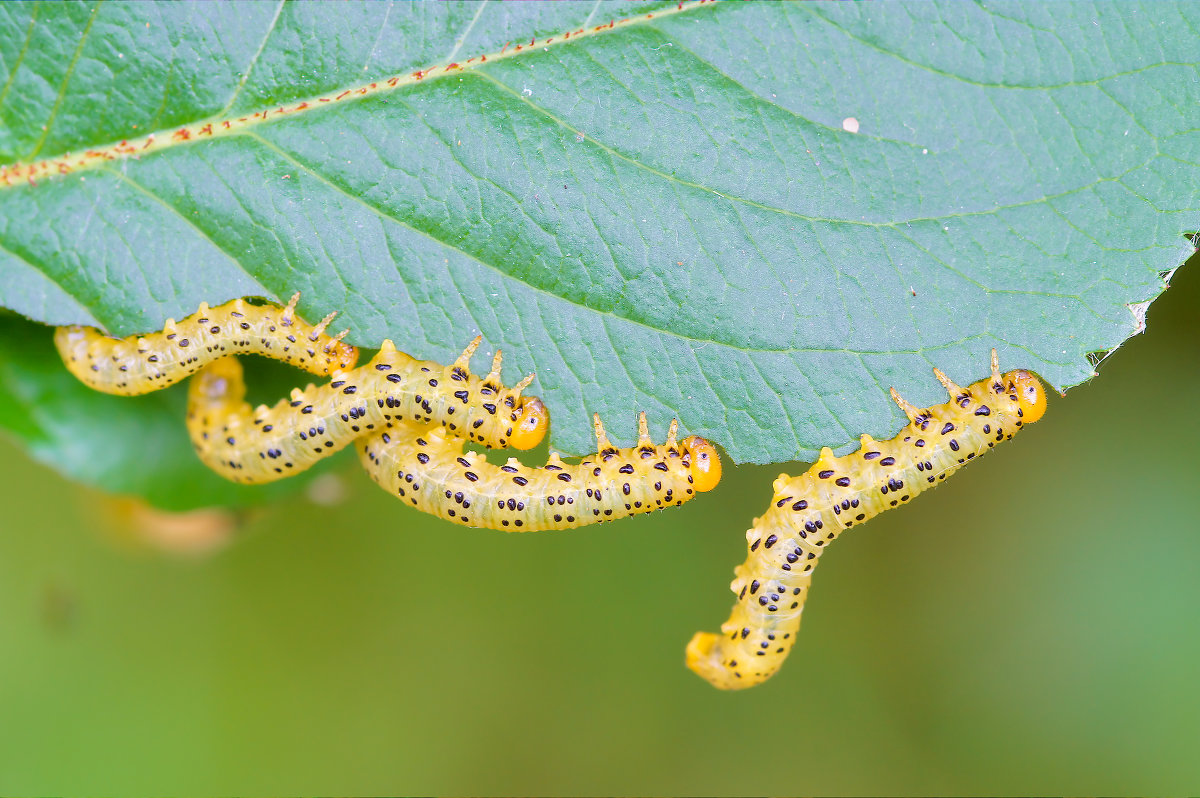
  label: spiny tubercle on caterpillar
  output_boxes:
[686,351,1046,690]
[54,293,359,395]
[358,413,721,531]
[186,340,548,484]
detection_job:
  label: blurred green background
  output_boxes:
[1,256,1198,795]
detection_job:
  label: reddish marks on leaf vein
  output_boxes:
[0,0,716,189]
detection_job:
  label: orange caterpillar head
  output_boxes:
[509,397,549,450]
[986,349,1046,425]
[1003,369,1046,424]
[682,436,722,492]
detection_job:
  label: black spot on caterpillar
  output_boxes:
[185,340,548,484]
[686,351,1047,690]
[54,293,358,394]
[358,413,721,531]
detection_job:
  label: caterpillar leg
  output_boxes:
[453,336,483,370]
[55,293,359,396]
[932,368,965,402]
[889,388,926,425]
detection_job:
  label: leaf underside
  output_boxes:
[0,1,1196,508]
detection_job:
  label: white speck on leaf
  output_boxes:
[842,117,859,133]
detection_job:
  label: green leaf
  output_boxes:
[0,1,1196,508]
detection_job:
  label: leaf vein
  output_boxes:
[27,1,100,160]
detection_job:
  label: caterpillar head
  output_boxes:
[1003,370,1046,424]
[682,436,722,492]
[509,397,549,450]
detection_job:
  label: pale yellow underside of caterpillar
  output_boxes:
[185,341,548,484]
[358,414,721,531]
[55,293,359,394]
[686,351,1047,690]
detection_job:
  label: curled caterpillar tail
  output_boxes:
[54,293,359,395]
[688,351,1045,690]
[186,337,547,484]
[358,412,720,531]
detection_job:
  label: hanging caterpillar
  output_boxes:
[357,413,721,531]
[54,293,359,394]
[686,351,1046,690]
[185,341,548,484]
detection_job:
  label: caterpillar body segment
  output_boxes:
[185,341,547,484]
[687,352,1045,690]
[358,412,721,531]
[54,293,358,395]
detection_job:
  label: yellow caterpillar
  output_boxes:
[687,351,1046,690]
[185,343,547,484]
[358,414,720,531]
[54,293,358,393]
[58,292,722,538]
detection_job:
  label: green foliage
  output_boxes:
[0,2,1196,506]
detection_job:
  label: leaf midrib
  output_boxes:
[1,0,707,184]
